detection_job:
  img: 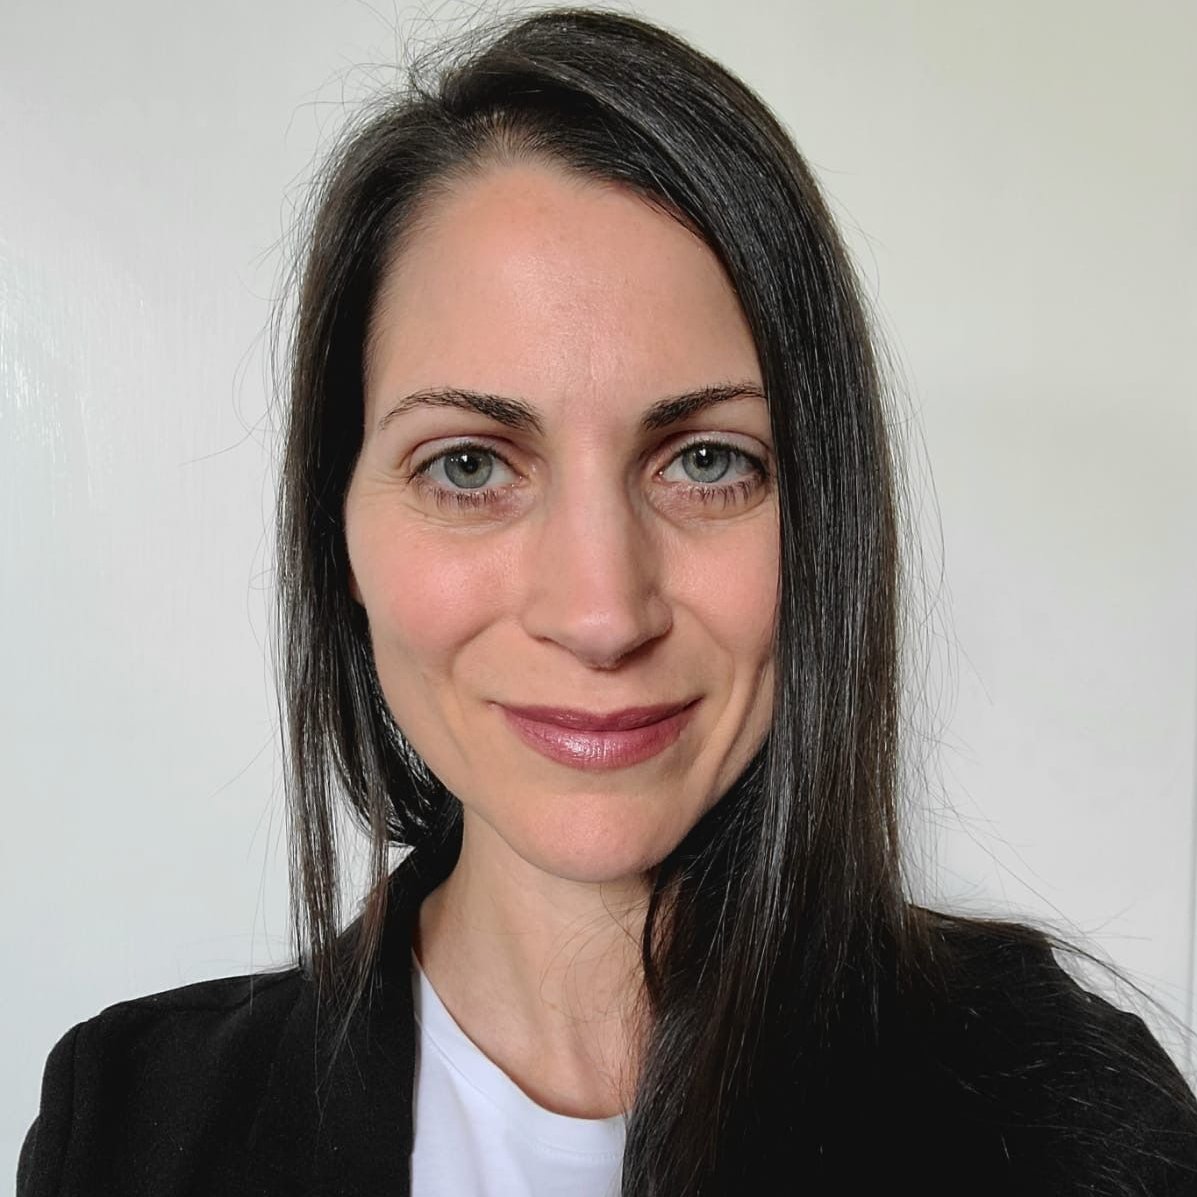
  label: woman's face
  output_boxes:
[345,161,778,885]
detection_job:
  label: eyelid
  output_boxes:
[667,429,763,458]
[409,436,517,477]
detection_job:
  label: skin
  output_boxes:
[344,159,778,1118]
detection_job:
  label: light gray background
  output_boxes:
[4,0,1195,1173]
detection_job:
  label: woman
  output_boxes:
[18,6,1197,1195]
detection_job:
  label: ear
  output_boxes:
[348,564,363,605]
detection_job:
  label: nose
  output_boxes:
[519,476,672,670]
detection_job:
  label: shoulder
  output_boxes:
[908,911,1197,1193]
[18,965,307,1197]
[34,964,305,1090]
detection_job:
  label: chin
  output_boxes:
[497,798,690,887]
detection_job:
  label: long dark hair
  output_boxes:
[271,6,1195,1191]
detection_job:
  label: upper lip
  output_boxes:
[500,699,697,732]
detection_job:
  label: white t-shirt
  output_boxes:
[410,951,627,1197]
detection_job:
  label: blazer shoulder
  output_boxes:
[18,964,307,1197]
[917,911,1197,1192]
[88,961,304,1018]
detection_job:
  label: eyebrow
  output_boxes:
[374,382,767,437]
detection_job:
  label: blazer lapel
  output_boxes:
[246,845,455,1195]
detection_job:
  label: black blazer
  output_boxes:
[18,848,1197,1196]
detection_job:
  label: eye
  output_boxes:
[660,441,759,486]
[408,438,770,512]
[410,442,521,509]
[656,439,771,509]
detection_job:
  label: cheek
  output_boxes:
[348,513,506,662]
[676,517,779,658]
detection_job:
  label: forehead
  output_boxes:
[364,161,761,425]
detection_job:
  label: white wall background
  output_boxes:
[4,0,1195,1174]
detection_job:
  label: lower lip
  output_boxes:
[499,702,699,771]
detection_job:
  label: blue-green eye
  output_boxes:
[438,447,503,489]
[411,443,519,508]
[411,439,769,511]
[657,442,770,509]
[668,443,740,485]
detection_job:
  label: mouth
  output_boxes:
[496,699,701,771]
[498,700,697,732]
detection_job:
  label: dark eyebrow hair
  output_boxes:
[374,382,767,437]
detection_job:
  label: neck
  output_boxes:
[414,814,651,1118]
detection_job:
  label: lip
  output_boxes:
[500,701,696,731]
[498,699,700,771]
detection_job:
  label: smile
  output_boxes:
[497,700,700,770]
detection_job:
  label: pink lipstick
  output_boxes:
[498,699,700,770]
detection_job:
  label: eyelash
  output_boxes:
[409,439,771,512]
